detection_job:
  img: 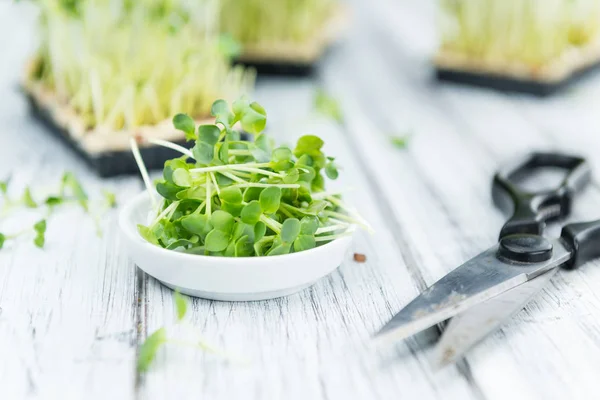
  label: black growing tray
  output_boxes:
[26,92,193,178]
[234,59,315,76]
[436,59,600,96]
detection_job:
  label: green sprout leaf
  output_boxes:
[22,187,37,208]
[266,243,291,256]
[390,135,409,149]
[0,233,5,250]
[192,142,215,165]
[33,219,47,248]
[240,102,267,135]
[314,88,343,123]
[325,162,339,180]
[61,172,88,212]
[232,96,249,117]
[273,147,292,162]
[205,229,230,252]
[259,187,281,214]
[172,169,192,187]
[240,201,261,225]
[137,327,168,373]
[210,210,235,233]
[173,114,196,141]
[103,190,117,208]
[0,178,9,195]
[281,218,301,243]
[198,125,221,146]
[138,225,160,245]
[293,235,316,252]
[174,291,188,321]
[300,216,319,235]
[212,99,236,129]
[254,221,266,242]
[181,214,212,239]
[45,196,63,207]
[235,235,254,257]
[219,187,242,204]
[294,135,324,158]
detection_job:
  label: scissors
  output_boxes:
[375,152,600,366]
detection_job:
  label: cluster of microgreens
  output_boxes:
[0,173,116,250]
[133,96,371,256]
[29,0,253,130]
[220,0,338,45]
[439,0,600,67]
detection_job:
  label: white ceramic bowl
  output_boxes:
[119,192,354,301]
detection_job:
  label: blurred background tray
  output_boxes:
[25,92,192,178]
[436,60,600,96]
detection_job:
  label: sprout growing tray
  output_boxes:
[23,82,209,178]
[233,4,350,76]
[435,43,600,96]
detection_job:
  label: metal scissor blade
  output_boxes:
[431,269,557,368]
[374,239,570,345]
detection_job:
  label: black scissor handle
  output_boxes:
[492,152,591,239]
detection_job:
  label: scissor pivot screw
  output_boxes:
[497,234,553,263]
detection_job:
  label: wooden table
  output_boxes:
[3,2,600,399]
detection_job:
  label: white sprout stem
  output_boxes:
[218,171,246,183]
[228,170,252,179]
[149,201,179,229]
[326,217,351,226]
[228,149,252,156]
[326,195,373,232]
[315,223,349,235]
[279,206,295,219]
[231,183,300,189]
[190,163,271,174]
[193,200,206,215]
[205,178,212,215]
[229,166,283,178]
[129,137,158,211]
[146,138,194,159]
[260,215,282,234]
[312,191,343,200]
[315,232,353,242]
[209,172,220,195]
[322,210,374,234]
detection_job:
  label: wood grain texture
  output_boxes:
[3,0,600,399]
[0,4,139,399]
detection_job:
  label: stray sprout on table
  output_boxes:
[314,88,343,124]
[137,291,226,373]
[132,96,371,256]
[390,135,410,149]
[0,173,117,250]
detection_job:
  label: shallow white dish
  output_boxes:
[119,192,354,301]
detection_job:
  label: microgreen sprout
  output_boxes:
[133,97,370,256]
[314,88,343,124]
[137,291,225,373]
[0,173,116,249]
[390,135,410,149]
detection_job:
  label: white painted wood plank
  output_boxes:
[324,2,600,399]
[137,80,479,400]
[0,5,140,399]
